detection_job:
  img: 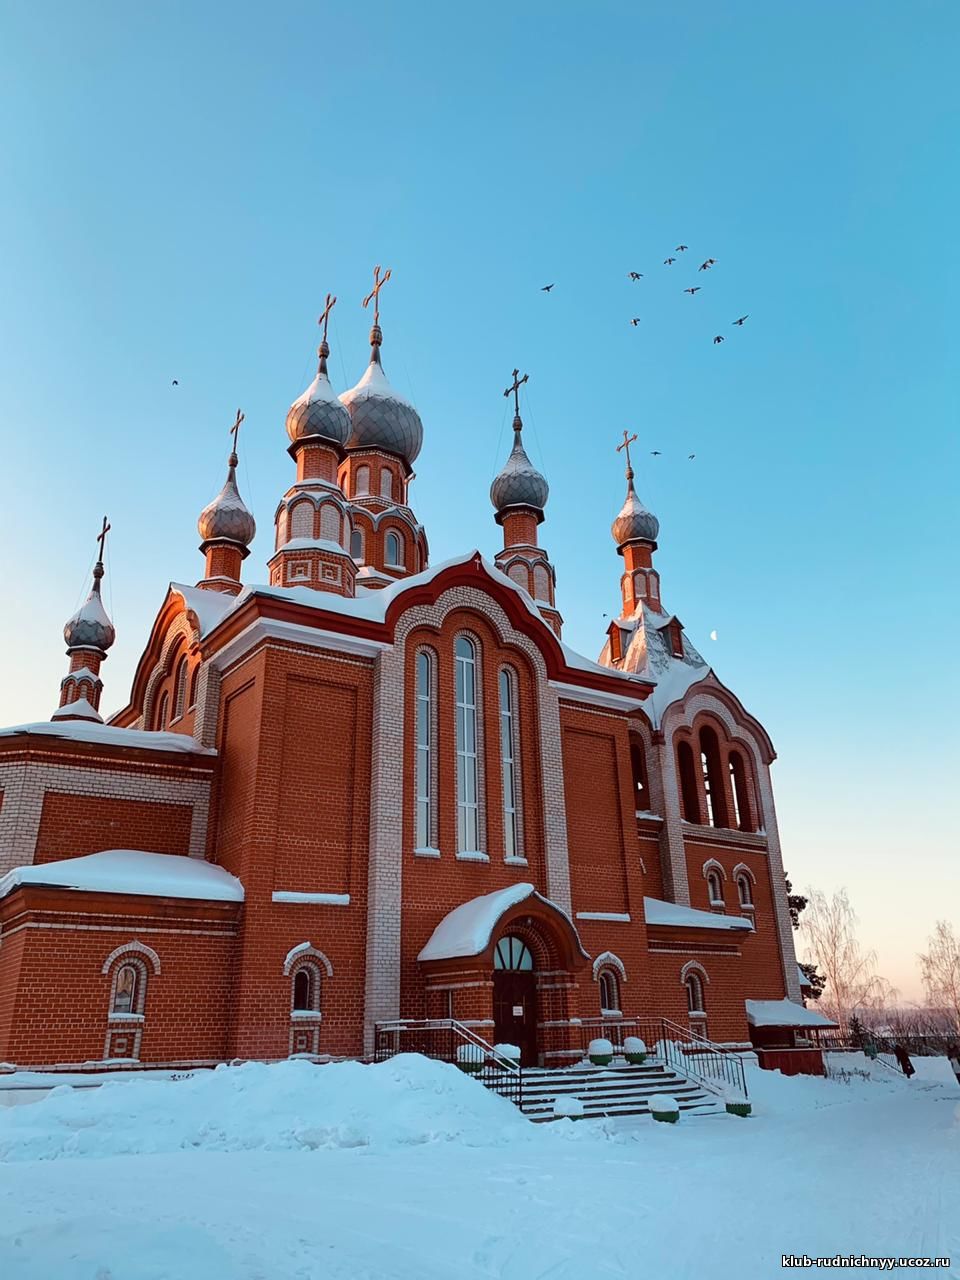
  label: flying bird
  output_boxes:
[688,453,696,460]
[541,283,555,292]
[683,287,701,295]
[629,318,641,326]
[699,258,717,271]
[628,271,643,280]
[733,315,749,326]
[676,244,688,252]
[171,379,179,386]
[663,257,676,265]
[650,450,662,456]
[713,335,725,344]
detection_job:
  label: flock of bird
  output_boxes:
[541,243,749,347]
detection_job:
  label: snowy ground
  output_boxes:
[1,1054,958,1279]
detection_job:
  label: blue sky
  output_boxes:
[1,1,956,997]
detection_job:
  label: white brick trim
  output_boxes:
[101,941,161,976]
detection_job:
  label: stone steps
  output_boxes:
[511,1061,725,1122]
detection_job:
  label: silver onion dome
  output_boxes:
[64,561,116,652]
[339,326,423,466]
[198,451,257,547]
[490,416,549,515]
[612,471,659,546]
[286,341,351,447]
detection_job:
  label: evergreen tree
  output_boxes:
[786,872,826,1002]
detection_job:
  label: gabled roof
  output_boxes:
[417,883,589,963]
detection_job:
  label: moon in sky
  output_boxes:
[709,629,718,641]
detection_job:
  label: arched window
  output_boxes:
[173,655,189,719]
[350,527,364,561]
[677,740,700,823]
[455,636,480,852]
[737,873,754,908]
[112,963,140,1015]
[355,465,370,496]
[156,691,169,731]
[290,501,314,539]
[685,972,705,1015]
[380,469,394,500]
[499,668,519,858]
[188,663,201,710]
[494,936,534,970]
[415,650,434,849]
[630,739,649,810]
[385,530,402,567]
[699,727,729,828]
[293,968,313,1011]
[598,969,621,1013]
[729,751,754,832]
[707,869,724,906]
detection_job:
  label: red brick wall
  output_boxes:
[561,715,629,915]
[34,792,193,864]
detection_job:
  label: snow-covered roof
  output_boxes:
[50,696,103,724]
[417,883,587,962]
[0,718,214,755]
[643,897,754,931]
[598,602,709,727]
[797,964,812,990]
[745,999,837,1029]
[0,849,244,903]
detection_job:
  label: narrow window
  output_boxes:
[630,739,649,809]
[685,972,705,1014]
[385,531,402,567]
[156,691,169,731]
[455,636,480,852]
[355,465,370,496]
[415,651,432,848]
[350,527,363,561]
[112,964,139,1015]
[499,669,518,858]
[188,663,201,710]
[293,968,313,1012]
[699,727,729,828]
[380,469,394,499]
[707,870,724,905]
[173,656,189,719]
[599,970,620,1013]
[677,741,700,823]
[737,874,754,907]
[729,751,753,832]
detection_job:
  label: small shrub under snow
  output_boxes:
[587,1038,614,1066]
[650,1094,680,1123]
[623,1036,647,1064]
[493,1044,521,1062]
[553,1096,586,1119]
[456,1043,485,1074]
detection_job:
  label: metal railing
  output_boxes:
[373,1019,523,1108]
[578,1016,748,1100]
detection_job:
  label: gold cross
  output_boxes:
[617,429,638,471]
[229,408,245,453]
[503,368,529,417]
[362,265,392,326]
[317,292,337,343]
[96,515,111,562]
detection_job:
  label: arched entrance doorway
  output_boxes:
[493,935,538,1064]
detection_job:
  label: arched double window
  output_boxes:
[455,637,480,852]
[499,668,521,859]
[385,530,403,567]
[415,650,436,849]
[598,968,621,1014]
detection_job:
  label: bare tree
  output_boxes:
[799,888,897,1035]
[919,921,960,1036]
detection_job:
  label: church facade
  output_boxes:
[0,282,814,1071]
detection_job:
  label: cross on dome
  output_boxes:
[362,265,392,330]
[317,292,337,344]
[95,515,111,566]
[617,429,638,476]
[503,368,529,424]
[228,408,244,462]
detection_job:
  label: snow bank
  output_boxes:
[0,1055,533,1162]
[0,849,244,903]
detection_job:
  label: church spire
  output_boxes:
[611,430,662,617]
[54,517,116,723]
[490,369,562,637]
[197,410,257,595]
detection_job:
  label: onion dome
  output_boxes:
[285,339,351,447]
[490,414,549,516]
[612,469,659,546]
[339,325,423,466]
[64,560,116,652]
[198,449,256,547]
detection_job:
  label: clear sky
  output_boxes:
[1,1,956,1000]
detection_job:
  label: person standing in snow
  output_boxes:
[893,1044,915,1078]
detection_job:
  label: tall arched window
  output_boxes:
[156,691,169,731]
[455,636,480,852]
[630,739,649,810]
[355,465,370,496]
[729,751,754,832]
[737,873,754,908]
[677,740,701,823]
[707,869,724,906]
[173,655,189,719]
[685,972,705,1015]
[188,663,201,710]
[499,668,519,858]
[112,963,140,1014]
[380,469,394,499]
[598,969,621,1013]
[699,727,728,828]
[385,531,402,567]
[350,527,363,561]
[415,650,434,849]
[293,967,317,1012]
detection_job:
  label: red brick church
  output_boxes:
[0,277,824,1072]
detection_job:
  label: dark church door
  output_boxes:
[492,935,538,1065]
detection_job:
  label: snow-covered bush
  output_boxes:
[553,1096,586,1120]
[456,1043,485,1074]
[623,1036,647,1065]
[723,1088,751,1118]
[588,1038,613,1066]
[493,1043,521,1063]
[650,1094,680,1124]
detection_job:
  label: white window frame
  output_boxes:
[385,530,403,568]
[414,648,437,851]
[455,635,482,855]
[498,666,522,861]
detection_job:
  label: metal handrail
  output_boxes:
[374,1018,522,1076]
[577,1015,747,1099]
